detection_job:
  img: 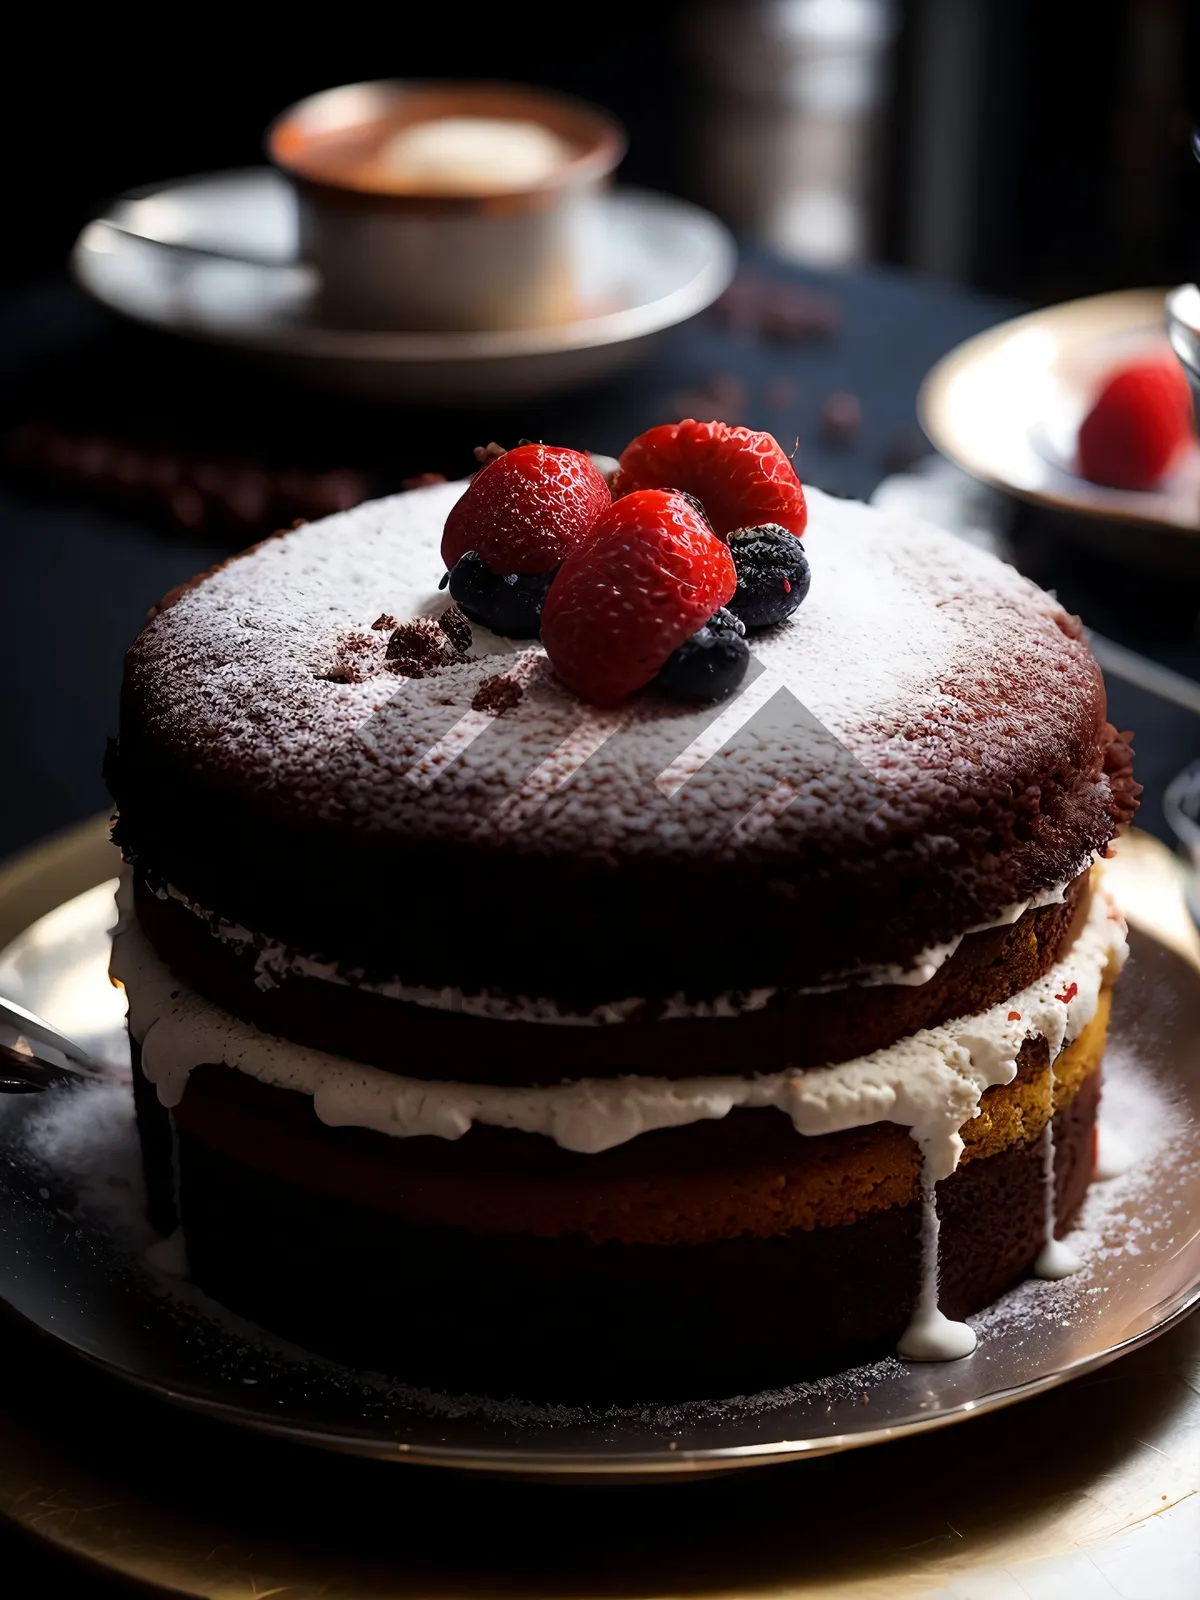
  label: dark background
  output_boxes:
[0,0,1196,299]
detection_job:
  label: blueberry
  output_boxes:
[447,551,555,639]
[726,523,810,630]
[655,608,749,702]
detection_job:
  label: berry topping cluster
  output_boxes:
[435,419,811,707]
[655,607,749,702]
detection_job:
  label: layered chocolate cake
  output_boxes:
[107,424,1138,1398]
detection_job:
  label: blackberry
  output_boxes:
[447,552,555,639]
[655,608,749,702]
[726,523,810,630]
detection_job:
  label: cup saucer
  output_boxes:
[71,168,736,405]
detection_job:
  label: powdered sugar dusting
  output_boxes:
[123,482,1109,868]
[18,1079,152,1253]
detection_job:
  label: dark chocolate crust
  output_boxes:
[134,1054,1100,1401]
[129,872,1091,1083]
[107,485,1138,999]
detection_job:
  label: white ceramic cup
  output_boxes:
[268,80,626,333]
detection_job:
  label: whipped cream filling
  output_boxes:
[146,864,1090,1025]
[112,874,1126,1180]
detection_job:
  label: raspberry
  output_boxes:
[611,419,807,539]
[441,443,610,574]
[1077,354,1194,490]
[541,490,737,706]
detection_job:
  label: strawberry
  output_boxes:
[611,419,807,539]
[441,443,610,574]
[541,490,737,706]
[1076,354,1195,491]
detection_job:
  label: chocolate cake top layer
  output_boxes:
[110,482,1136,994]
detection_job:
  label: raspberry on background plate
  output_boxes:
[1076,354,1195,491]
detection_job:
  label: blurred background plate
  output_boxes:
[71,170,736,404]
[918,289,1200,538]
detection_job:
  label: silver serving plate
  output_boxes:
[0,850,1198,1481]
[70,169,736,405]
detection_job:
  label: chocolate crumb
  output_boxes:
[371,613,398,631]
[401,471,448,491]
[437,604,473,655]
[820,392,862,446]
[472,675,523,715]
[473,442,507,465]
[319,630,379,684]
[386,618,459,678]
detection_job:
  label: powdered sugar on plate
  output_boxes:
[970,1036,1195,1345]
